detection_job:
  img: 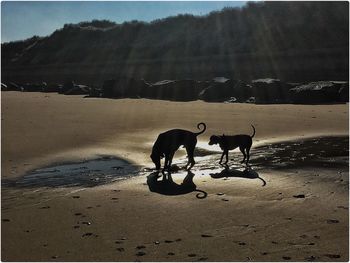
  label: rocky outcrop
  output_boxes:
[289,81,345,104]
[64,84,90,95]
[199,78,252,102]
[251,78,291,104]
[22,82,47,92]
[101,78,150,98]
[142,79,200,101]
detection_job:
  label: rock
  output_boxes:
[5,82,22,91]
[336,81,349,102]
[102,77,150,98]
[251,78,291,103]
[42,83,62,93]
[199,78,252,102]
[60,80,75,94]
[289,81,341,104]
[1,83,8,91]
[22,82,47,92]
[143,79,199,101]
[64,84,89,95]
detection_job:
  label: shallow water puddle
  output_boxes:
[2,136,348,190]
[3,156,140,188]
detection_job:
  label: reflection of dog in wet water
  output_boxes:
[150,122,206,171]
[147,171,207,199]
[208,125,255,165]
[210,164,266,186]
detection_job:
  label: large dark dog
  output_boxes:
[150,122,206,170]
[209,125,255,165]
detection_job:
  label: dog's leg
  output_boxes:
[240,146,247,164]
[224,150,229,164]
[219,151,225,164]
[186,144,196,170]
[168,152,175,169]
[163,154,170,172]
[246,146,251,165]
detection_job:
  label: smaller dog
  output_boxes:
[208,125,255,165]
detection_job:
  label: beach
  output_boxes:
[1,91,349,261]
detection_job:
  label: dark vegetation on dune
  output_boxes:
[1,1,349,104]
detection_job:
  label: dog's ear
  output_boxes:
[160,153,165,159]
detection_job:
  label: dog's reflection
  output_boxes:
[210,164,266,186]
[147,170,207,199]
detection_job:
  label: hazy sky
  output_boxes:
[1,1,246,43]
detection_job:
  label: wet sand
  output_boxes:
[1,92,349,261]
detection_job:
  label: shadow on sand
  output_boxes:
[210,165,266,186]
[147,171,207,199]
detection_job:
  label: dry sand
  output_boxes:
[1,91,349,261]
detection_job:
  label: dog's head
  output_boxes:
[150,152,164,170]
[208,135,222,145]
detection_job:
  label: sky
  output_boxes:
[1,1,246,43]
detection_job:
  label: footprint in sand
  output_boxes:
[201,234,213,238]
[40,206,50,209]
[168,252,175,256]
[74,213,82,216]
[2,219,10,222]
[72,196,80,199]
[136,245,146,249]
[116,247,125,252]
[197,257,208,261]
[282,256,291,260]
[238,242,246,246]
[164,240,174,243]
[305,255,317,261]
[136,251,146,256]
[188,254,197,257]
[221,198,229,202]
[326,219,339,224]
[293,194,305,198]
[324,254,341,259]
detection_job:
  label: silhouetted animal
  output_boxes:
[209,125,255,165]
[147,171,207,198]
[150,122,206,171]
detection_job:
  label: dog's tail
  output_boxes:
[195,189,208,199]
[250,125,256,138]
[196,122,206,136]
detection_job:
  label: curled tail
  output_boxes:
[196,122,206,136]
[195,189,208,199]
[251,125,256,138]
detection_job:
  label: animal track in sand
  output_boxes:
[326,219,339,224]
[136,245,146,249]
[324,254,341,259]
[136,251,146,256]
